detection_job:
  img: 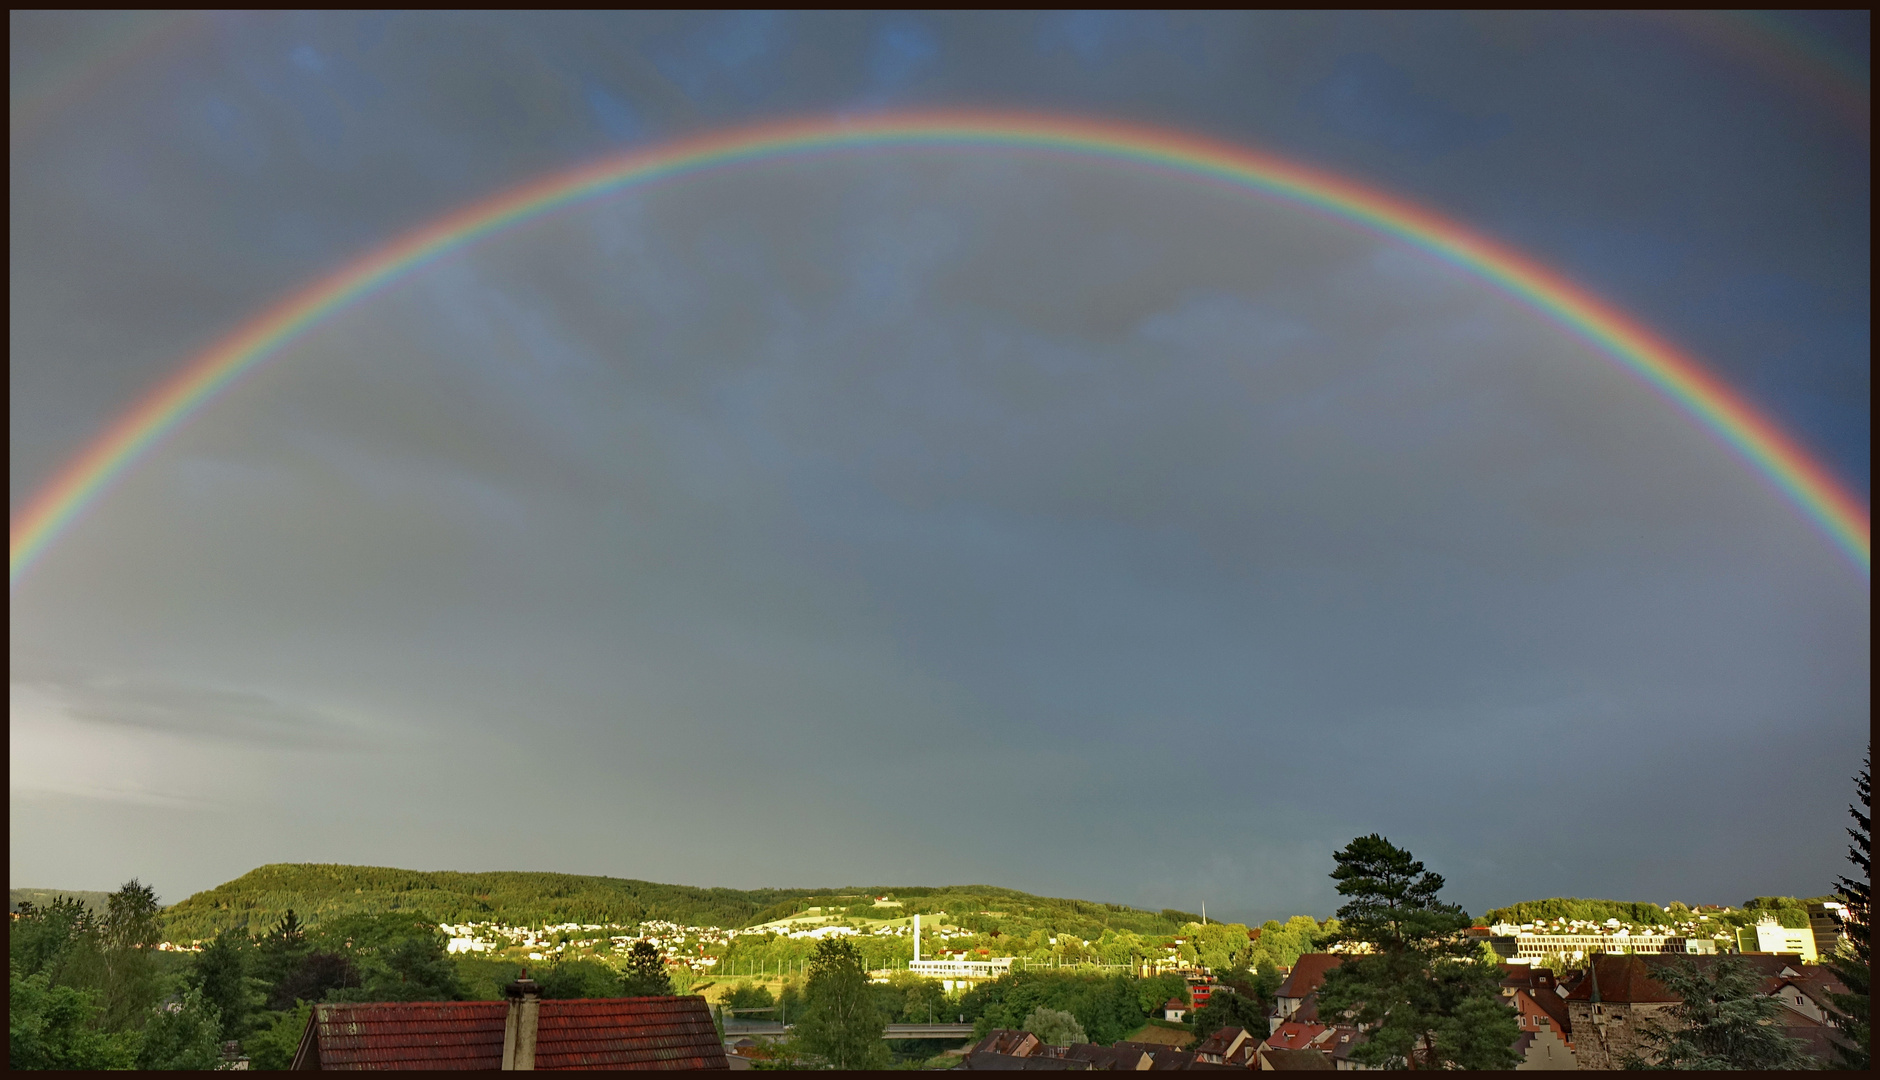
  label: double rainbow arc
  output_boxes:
[9,111,1870,585]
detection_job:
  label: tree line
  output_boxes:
[10,897,678,1070]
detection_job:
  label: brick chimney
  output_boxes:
[502,972,541,1070]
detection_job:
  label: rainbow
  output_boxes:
[9,111,1870,585]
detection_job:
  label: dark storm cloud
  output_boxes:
[10,12,1867,916]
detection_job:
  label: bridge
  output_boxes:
[722,1021,976,1040]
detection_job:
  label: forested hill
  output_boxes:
[159,865,824,941]
[10,888,114,915]
[157,864,1194,944]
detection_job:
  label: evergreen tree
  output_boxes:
[1315,835,1520,1069]
[270,950,363,1009]
[253,908,312,993]
[792,937,889,1068]
[619,940,675,997]
[1824,747,1870,1070]
[1622,955,1814,1070]
[363,933,467,1002]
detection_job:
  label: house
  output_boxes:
[1144,1048,1199,1070]
[1499,964,1565,999]
[1513,990,1576,1070]
[1769,970,1849,1025]
[1509,988,1577,1074]
[1771,1008,1851,1063]
[1272,956,1344,1032]
[1258,1046,1334,1070]
[1163,998,1190,1022]
[1263,1020,1332,1057]
[956,1053,1091,1070]
[1191,1026,1253,1065]
[1560,954,1679,1070]
[969,1031,1044,1059]
[1286,994,1322,1024]
[289,975,727,1070]
[1326,1028,1372,1071]
[1510,1028,1577,1071]
[1064,1043,1154,1070]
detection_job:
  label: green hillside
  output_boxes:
[157,864,1193,944]
[159,864,826,942]
[9,888,114,915]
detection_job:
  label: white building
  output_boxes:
[1501,933,1711,959]
[1736,918,1818,961]
[903,913,1014,991]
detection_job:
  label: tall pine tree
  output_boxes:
[1824,747,1870,1069]
[1315,835,1520,1069]
[618,941,674,997]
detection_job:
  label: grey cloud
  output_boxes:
[17,672,382,751]
[8,12,1866,913]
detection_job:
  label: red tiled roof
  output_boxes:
[294,996,727,1070]
[1522,986,1571,1035]
[536,996,726,1070]
[1265,1021,1328,1051]
[1563,955,1678,1004]
[299,1001,508,1070]
[1276,954,1343,1000]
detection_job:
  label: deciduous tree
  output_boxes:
[1023,1006,1087,1046]
[792,937,888,1068]
[8,895,95,985]
[539,958,626,999]
[98,878,164,1031]
[1185,985,1268,1043]
[7,967,139,1070]
[137,986,227,1070]
[242,1000,312,1071]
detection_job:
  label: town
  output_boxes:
[11,810,1869,1070]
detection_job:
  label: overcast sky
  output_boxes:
[9,11,1869,924]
